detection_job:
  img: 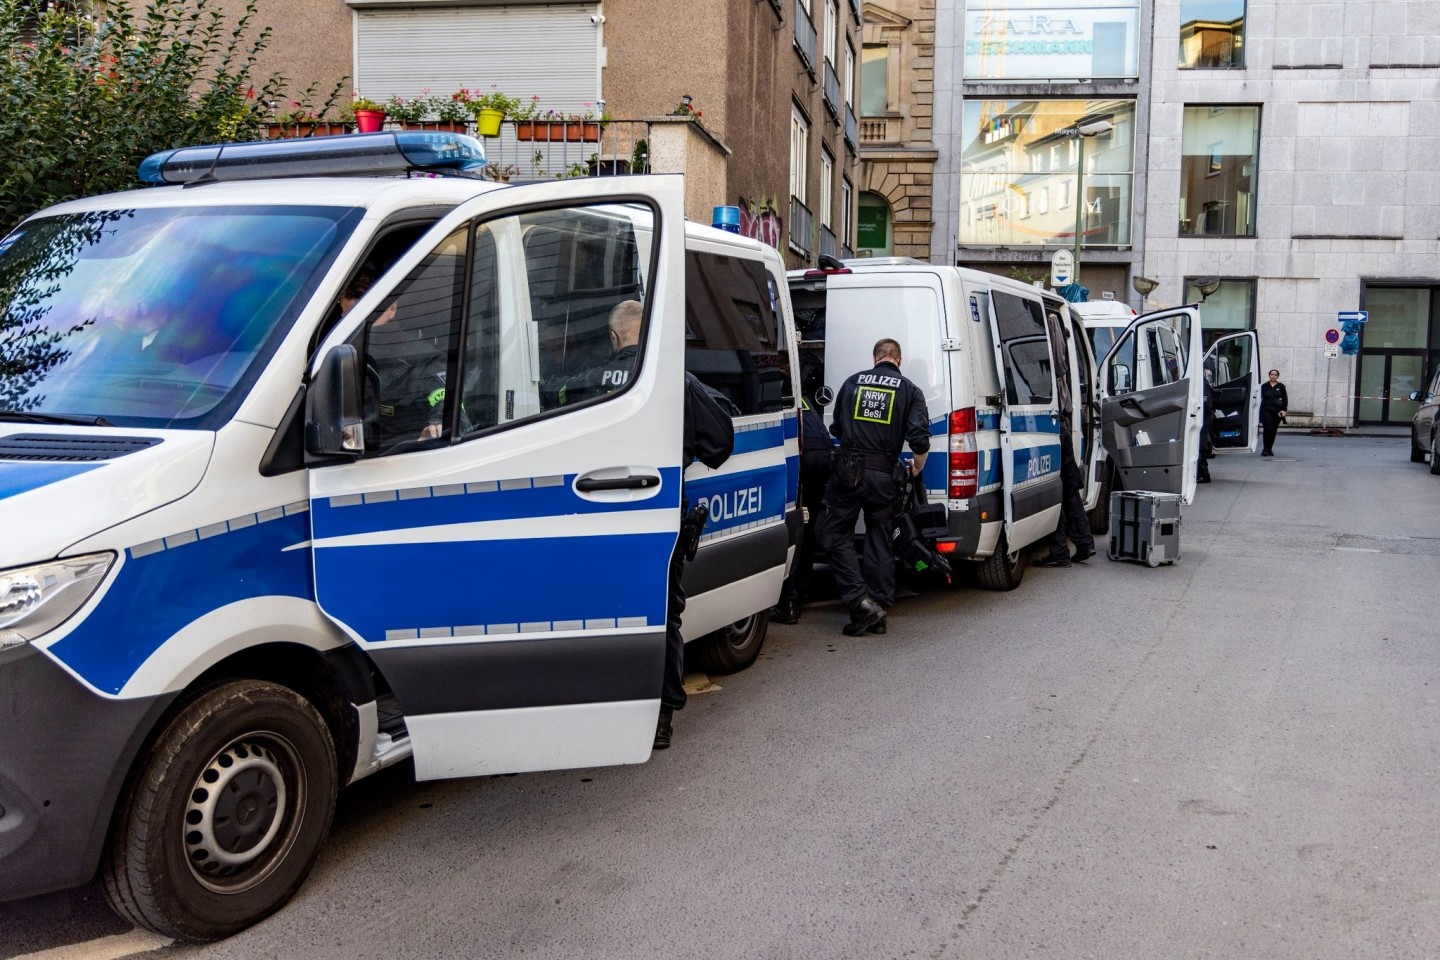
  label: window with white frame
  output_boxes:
[824,0,839,65]
[790,106,810,204]
[820,149,834,226]
[841,177,853,246]
[845,43,856,106]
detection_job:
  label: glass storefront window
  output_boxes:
[861,45,888,117]
[857,193,892,255]
[1180,105,1259,237]
[1180,0,1246,69]
[963,0,1141,81]
[959,98,1135,248]
[1185,277,1255,348]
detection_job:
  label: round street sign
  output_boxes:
[1324,328,1340,344]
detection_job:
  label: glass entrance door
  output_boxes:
[1357,286,1438,425]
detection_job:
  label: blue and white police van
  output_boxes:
[790,258,1206,588]
[0,133,800,939]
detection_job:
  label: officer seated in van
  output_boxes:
[542,299,642,408]
[343,272,448,449]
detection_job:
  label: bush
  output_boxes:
[0,0,291,233]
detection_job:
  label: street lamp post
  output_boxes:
[1066,119,1114,283]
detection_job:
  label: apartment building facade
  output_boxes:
[222,0,860,270]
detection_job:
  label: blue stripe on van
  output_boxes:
[976,410,1001,431]
[685,462,788,538]
[1013,442,1062,482]
[1008,413,1060,434]
[731,423,785,456]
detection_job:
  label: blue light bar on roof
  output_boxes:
[138,132,487,185]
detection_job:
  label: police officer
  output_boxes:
[816,338,930,636]
[1036,313,1095,567]
[546,300,642,408]
[772,363,832,624]
[655,367,735,750]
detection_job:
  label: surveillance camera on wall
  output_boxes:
[590,13,605,23]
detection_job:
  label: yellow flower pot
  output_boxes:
[476,108,504,137]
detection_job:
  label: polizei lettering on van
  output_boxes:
[707,485,763,522]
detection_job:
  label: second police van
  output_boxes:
[0,134,801,938]
[789,258,1214,586]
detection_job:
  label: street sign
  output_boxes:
[1324,344,1339,359]
[1324,328,1340,344]
[1050,249,1074,287]
[1338,310,1369,323]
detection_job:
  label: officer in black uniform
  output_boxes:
[544,300,642,408]
[816,338,930,636]
[1036,312,1096,567]
[772,371,832,625]
[655,367,735,750]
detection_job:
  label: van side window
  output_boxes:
[1108,330,1137,394]
[990,291,1054,406]
[684,250,789,416]
[354,227,467,455]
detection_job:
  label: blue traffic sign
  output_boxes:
[1338,310,1369,323]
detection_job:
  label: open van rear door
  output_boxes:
[1099,305,1204,504]
[1205,330,1261,453]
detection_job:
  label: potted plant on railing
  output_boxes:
[384,94,430,129]
[428,89,473,134]
[470,88,519,137]
[350,95,386,133]
[266,105,350,139]
[511,95,543,140]
[671,95,702,120]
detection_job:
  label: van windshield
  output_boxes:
[1088,325,1119,360]
[0,204,361,429]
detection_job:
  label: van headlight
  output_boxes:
[0,553,114,649]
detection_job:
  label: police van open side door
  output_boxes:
[1099,305,1204,503]
[985,287,1063,552]
[1204,330,1261,453]
[306,176,685,779]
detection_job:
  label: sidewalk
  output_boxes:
[1280,424,1408,439]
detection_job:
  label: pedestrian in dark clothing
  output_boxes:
[1259,368,1288,456]
[655,366,735,750]
[773,394,832,624]
[1036,313,1096,567]
[816,338,930,636]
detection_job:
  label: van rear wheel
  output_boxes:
[102,680,338,942]
[691,611,769,674]
[975,533,1027,591]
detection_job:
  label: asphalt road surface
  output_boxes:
[5,435,1438,960]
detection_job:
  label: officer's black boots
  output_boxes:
[654,706,674,750]
[771,599,801,625]
[842,597,886,636]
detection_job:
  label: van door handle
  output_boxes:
[575,473,659,492]
[1119,396,1149,417]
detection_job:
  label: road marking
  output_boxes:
[1334,546,1381,553]
[10,930,173,960]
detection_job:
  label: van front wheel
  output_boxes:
[102,680,338,942]
[975,533,1027,591]
[691,611,769,674]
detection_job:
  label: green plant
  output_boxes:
[470,87,519,116]
[631,138,650,174]
[383,95,429,123]
[432,89,472,123]
[556,161,587,180]
[672,96,702,118]
[482,162,519,182]
[0,0,308,234]
[350,96,384,113]
[511,94,542,121]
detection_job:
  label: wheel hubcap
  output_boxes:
[723,616,756,649]
[183,736,301,892]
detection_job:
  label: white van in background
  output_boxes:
[1070,298,1138,362]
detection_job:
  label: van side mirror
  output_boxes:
[1111,363,1132,394]
[306,344,365,457]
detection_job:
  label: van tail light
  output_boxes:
[948,407,978,500]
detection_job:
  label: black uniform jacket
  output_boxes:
[830,361,931,459]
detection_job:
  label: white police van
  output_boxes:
[0,133,800,939]
[790,258,1206,587]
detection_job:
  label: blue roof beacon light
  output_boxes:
[138,132,487,185]
[712,205,741,234]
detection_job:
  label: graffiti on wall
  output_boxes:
[738,196,782,250]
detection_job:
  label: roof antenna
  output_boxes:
[183,144,227,189]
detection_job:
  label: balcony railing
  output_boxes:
[793,0,817,75]
[819,224,837,259]
[790,195,814,256]
[844,104,858,151]
[823,61,841,120]
[841,242,855,259]
[859,116,900,144]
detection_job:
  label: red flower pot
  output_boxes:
[354,109,386,133]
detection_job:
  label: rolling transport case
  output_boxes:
[1108,490,1182,567]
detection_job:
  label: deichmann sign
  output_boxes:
[963,0,1140,81]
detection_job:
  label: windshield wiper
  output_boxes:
[0,410,112,427]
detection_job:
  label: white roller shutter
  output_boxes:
[354,5,600,111]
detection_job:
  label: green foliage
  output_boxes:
[0,0,288,234]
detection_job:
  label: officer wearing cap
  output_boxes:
[816,338,930,636]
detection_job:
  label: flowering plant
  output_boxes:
[384,94,429,123]
[470,87,520,116]
[350,95,384,113]
[272,100,321,124]
[672,95,701,118]
[511,94,542,121]
[432,89,473,123]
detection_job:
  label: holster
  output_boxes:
[680,500,710,561]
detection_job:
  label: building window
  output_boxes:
[861,44,887,117]
[819,149,834,227]
[845,43,856,106]
[857,192,891,255]
[959,98,1136,248]
[1179,0,1245,69]
[824,0,839,65]
[790,105,810,204]
[963,0,1141,81]
[684,251,790,417]
[1184,277,1255,349]
[1180,105,1259,238]
[841,177,854,248]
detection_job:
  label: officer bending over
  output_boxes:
[816,338,930,636]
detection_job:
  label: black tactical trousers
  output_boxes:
[778,456,831,608]
[662,535,687,711]
[818,467,897,609]
[1049,431,1095,559]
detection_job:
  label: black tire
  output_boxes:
[1087,465,1115,535]
[1430,431,1440,475]
[975,532,1027,591]
[103,680,338,942]
[691,611,769,675]
[1411,429,1427,463]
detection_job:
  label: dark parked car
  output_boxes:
[1411,367,1440,474]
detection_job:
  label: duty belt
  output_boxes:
[841,449,901,472]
